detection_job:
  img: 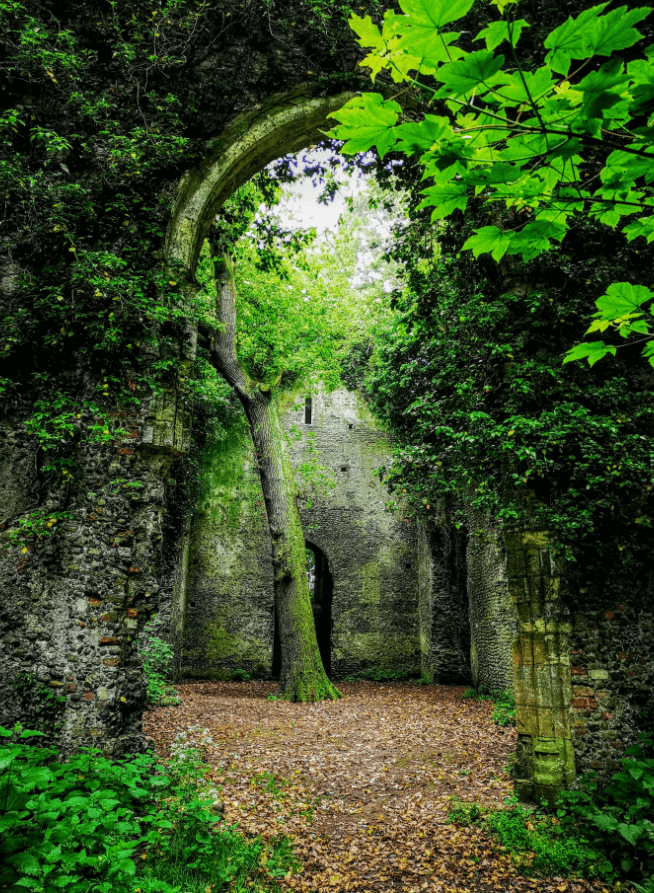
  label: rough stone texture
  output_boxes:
[180,389,424,680]
[567,600,654,781]
[506,528,575,804]
[418,515,471,684]
[288,390,423,679]
[182,414,275,679]
[464,507,517,693]
[0,389,192,754]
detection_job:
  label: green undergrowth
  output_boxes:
[141,621,180,707]
[449,798,613,881]
[449,733,654,891]
[462,688,517,727]
[0,724,299,893]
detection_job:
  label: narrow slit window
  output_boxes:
[304,397,312,425]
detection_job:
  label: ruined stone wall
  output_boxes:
[464,507,517,693]
[568,597,654,780]
[181,388,424,680]
[418,515,471,684]
[182,415,275,679]
[286,389,423,679]
[0,388,192,754]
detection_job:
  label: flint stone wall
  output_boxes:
[0,387,192,754]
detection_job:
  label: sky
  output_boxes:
[271,147,369,233]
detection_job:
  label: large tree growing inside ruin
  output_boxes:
[196,173,397,700]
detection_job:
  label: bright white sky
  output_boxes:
[271,148,369,234]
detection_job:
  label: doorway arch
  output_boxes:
[165,82,359,277]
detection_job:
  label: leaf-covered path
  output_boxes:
[144,682,607,893]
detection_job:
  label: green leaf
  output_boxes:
[462,226,514,261]
[563,341,617,366]
[11,852,41,875]
[544,3,609,75]
[624,215,654,244]
[618,822,642,844]
[349,13,384,50]
[399,0,475,30]
[438,50,505,96]
[592,812,619,831]
[586,6,651,58]
[576,60,631,122]
[393,115,451,154]
[594,282,654,320]
[416,182,468,219]
[493,67,556,106]
[507,220,568,260]
[327,94,401,158]
[474,19,529,52]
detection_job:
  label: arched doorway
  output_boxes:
[271,541,333,679]
[305,542,333,676]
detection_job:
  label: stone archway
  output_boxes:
[305,541,334,676]
[165,83,360,278]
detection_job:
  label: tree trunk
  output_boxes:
[207,252,341,702]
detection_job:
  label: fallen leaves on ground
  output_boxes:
[144,682,610,893]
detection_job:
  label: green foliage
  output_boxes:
[462,688,516,725]
[366,222,654,566]
[231,669,251,682]
[140,622,179,707]
[491,690,516,727]
[12,676,66,739]
[329,0,654,366]
[557,733,654,883]
[1,0,378,496]
[449,733,654,887]
[0,724,299,893]
[5,512,74,551]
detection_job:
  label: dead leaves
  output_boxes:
[144,683,608,893]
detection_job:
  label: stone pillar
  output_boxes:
[506,528,575,803]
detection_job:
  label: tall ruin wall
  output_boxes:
[180,388,425,680]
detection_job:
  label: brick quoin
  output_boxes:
[82,692,95,702]
[116,447,134,455]
[99,637,118,646]
[571,666,586,675]
[573,698,588,708]
[604,610,614,620]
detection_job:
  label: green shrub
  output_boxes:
[231,669,251,681]
[140,622,180,707]
[461,688,516,726]
[491,690,516,727]
[448,798,613,881]
[557,733,654,884]
[0,724,298,893]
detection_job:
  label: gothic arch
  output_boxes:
[165,82,359,277]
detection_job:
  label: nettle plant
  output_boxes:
[329,0,654,367]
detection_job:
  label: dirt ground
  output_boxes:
[144,681,611,893]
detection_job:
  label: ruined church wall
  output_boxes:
[182,415,275,679]
[284,390,423,679]
[181,388,424,680]
[463,507,517,693]
[418,516,471,685]
[0,389,192,754]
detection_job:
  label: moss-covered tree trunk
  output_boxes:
[207,252,341,702]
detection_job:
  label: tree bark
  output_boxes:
[206,252,341,702]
